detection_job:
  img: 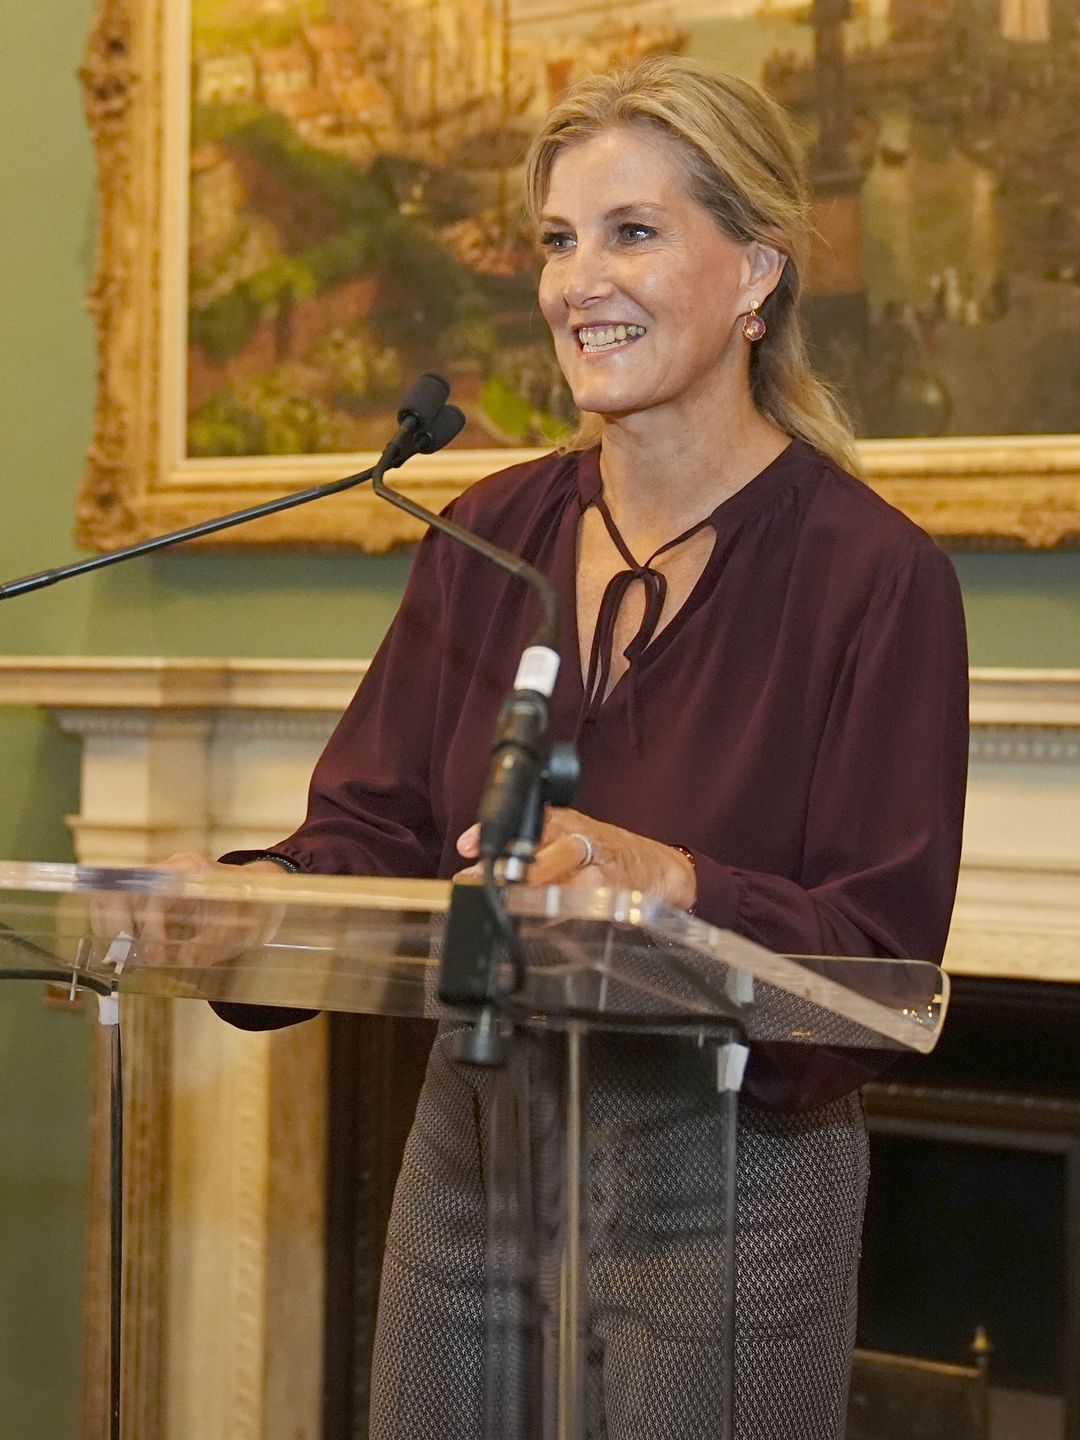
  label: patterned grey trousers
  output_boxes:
[370,1027,868,1440]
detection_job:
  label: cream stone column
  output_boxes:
[57,708,214,1440]
[58,711,214,863]
[61,698,330,1440]
[0,660,350,1440]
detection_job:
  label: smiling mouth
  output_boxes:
[576,324,647,354]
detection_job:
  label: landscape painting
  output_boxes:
[185,0,1080,455]
[77,0,1080,548]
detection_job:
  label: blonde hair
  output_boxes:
[525,55,860,474]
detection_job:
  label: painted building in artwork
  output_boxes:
[194,51,257,105]
[189,143,246,270]
[255,44,313,104]
[300,21,363,89]
[1000,0,1051,43]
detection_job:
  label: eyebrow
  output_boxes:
[538,201,667,227]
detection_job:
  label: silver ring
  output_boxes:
[569,832,594,869]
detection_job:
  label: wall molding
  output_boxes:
[1,654,1077,718]
[966,668,1080,728]
[969,727,1080,764]
[0,656,368,712]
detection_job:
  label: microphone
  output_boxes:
[475,648,569,870]
[377,372,454,474]
[417,403,467,455]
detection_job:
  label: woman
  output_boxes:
[219,55,968,1438]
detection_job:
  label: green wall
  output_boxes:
[1,2,1078,1435]
[952,549,1080,667]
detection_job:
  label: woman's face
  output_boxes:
[537,124,764,427]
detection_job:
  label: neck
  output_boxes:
[596,387,789,543]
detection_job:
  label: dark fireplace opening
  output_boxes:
[858,1137,1066,1392]
[857,976,1080,1440]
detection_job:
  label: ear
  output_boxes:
[743,241,787,304]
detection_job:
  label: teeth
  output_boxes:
[578,324,646,351]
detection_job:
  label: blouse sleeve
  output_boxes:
[211,528,459,1032]
[693,542,967,958]
[224,523,458,878]
[687,542,969,1106]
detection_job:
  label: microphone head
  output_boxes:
[416,403,466,454]
[398,372,450,427]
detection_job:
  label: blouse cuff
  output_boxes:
[681,851,742,929]
[219,847,307,872]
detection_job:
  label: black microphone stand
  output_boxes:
[0,466,379,600]
[364,384,581,1063]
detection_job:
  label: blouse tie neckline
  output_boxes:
[578,491,714,747]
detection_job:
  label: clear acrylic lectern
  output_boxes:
[0,862,948,1440]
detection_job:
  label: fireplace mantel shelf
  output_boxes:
[1,656,1078,722]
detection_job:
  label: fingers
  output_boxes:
[88,891,141,971]
[528,831,597,886]
[457,811,672,900]
[89,853,269,970]
[533,811,691,904]
[159,851,224,875]
[174,897,277,969]
[132,854,218,967]
[455,816,592,883]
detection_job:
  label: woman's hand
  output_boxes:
[457,810,696,910]
[89,853,288,968]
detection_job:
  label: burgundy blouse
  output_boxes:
[226,440,969,1106]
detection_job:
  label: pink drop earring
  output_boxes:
[742,299,766,342]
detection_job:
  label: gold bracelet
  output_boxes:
[669,845,697,914]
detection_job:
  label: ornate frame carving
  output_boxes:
[77,0,1080,552]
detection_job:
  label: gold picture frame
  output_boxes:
[77,0,1080,552]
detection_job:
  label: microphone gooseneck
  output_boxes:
[370,383,572,878]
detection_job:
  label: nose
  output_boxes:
[561,238,614,310]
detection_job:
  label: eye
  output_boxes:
[616,222,657,244]
[538,229,575,253]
